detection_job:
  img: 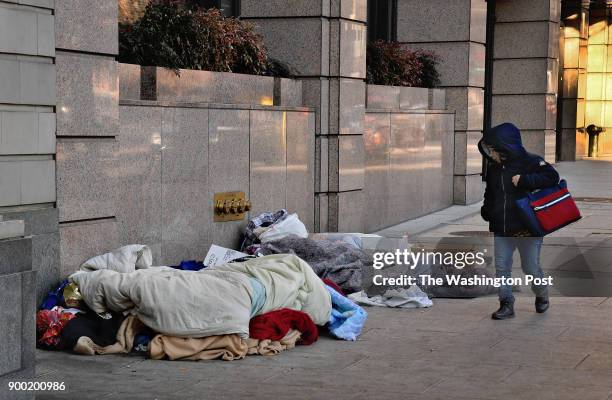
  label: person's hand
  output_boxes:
[512,175,521,187]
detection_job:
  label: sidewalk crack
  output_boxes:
[421,377,446,393]
[574,353,590,370]
[500,365,521,382]
[489,337,506,349]
[344,356,369,370]
[555,326,571,339]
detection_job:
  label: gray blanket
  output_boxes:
[257,237,499,298]
[256,236,368,293]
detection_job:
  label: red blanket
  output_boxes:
[36,308,76,347]
[249,308,318,345]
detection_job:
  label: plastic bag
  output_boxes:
[258,213,308,243]
[39,279,70,310]
[62,282,83,308]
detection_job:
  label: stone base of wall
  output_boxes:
[0,235,36,383]
[1,208,59,304]
[363,109,455,232]
[363,85,454,232]
[56,100,316,275]
[454,174,485,205]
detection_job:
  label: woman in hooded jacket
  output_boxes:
[478,123,559,320]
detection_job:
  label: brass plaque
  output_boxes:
[214,191,251,222]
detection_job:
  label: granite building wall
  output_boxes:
[396,0,488,205]
[54,0,121,277]
[54,60,317,273]
[364,86,454,232]
[0,233,36,392]
[241,0,369,233]
[115,100,315,265]
[396,0,562,201]
[53,1,317,275]
[492,0,560,163]
[241,0,464,231]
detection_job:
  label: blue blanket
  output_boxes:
[326,285,367,341]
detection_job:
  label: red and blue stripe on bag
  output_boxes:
[530,187,581,232]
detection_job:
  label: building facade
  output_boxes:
[241,0,563,206]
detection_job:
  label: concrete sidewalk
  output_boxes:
[30,297,612,400]
[25,158,612,400]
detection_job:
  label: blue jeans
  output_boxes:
[494,235,548,302]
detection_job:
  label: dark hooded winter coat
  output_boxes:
[478,123,559,235]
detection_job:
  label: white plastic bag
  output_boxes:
[259,213,308,243]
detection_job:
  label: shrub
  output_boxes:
[119,1,268,75]
[415,50,441,88]
[366,41,440,88]
[263,58,297,78]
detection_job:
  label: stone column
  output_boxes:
[241,0,367,232]
[396,0,487,205]
[492,0,561,163]
[0,0,57,383]
[55,0,120,275]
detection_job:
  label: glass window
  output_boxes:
[587,73,605,100]
[367,0,397,42]
[586,100,604,126]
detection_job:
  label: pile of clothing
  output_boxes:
[241,210,500,303]
[37,244,368,361]
[242,211,368,294]
[241,209,307,250]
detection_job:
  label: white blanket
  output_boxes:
[70,250,331,338]
[79,244,153,273]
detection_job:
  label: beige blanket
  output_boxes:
[74,315,301,361]
[149,330,302,361]
[70,253,331,338]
